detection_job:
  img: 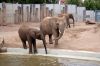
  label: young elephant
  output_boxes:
[18,25,47,54]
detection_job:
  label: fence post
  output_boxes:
[26,6,30,22]
[50,9,53,17]
[35,8,39,22]
[40,4,46,21]
[18,6,21,23]
[32,4,35,22]
[44,3,46,18]
[14,10,17,24]
[46,7,49,17]
[65,4,67,13]
[14,10,19,24]
[21,4,24,22]
[2,2,6,24]
[30,4,32,22]
[0,8,2,25]
[40,4,43,22]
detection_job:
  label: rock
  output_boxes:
[0,47,7,53]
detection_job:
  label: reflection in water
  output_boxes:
[0,54,59,66]
[58,58,100,66]
[0,54,100,66]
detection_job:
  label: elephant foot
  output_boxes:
[54,44,58,48]
[34,50,38,54]
[29,51,32,54]
[49,42,53,44]
[23,46,27,49]
[54,42,58,48]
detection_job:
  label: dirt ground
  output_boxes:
[0,22,100,52]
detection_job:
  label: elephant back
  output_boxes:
[18,25,29,41]
[40,17,54,35]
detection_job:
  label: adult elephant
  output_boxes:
[18,25,47,54]
[40,16,66,47]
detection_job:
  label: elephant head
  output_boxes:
[55,13,74,40]
[54,16,66,40]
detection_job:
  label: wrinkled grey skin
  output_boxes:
[18,25,47,54]
[40,17,66,47]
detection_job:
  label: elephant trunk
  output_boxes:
[55,23,65,40]
[55,31,64,40]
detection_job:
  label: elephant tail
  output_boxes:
[0,37,5,49]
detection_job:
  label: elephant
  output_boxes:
[68,13,75,27]
[0,38,7,53]
[59,13,75,28]
[18,25,47,54]
[40,16,66,47]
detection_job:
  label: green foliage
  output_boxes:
[83,0,95,10]
[66,0,100,10]
[83,0,100,10]
[0,0,100,10]
[67,0,81,6]
[94,0,100,10]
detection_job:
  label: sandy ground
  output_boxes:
[0,22,100,52]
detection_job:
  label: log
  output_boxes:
[85,20,96,25]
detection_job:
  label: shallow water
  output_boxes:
[0,54,100,66]
[0,54,59,66]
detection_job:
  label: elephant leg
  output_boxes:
[66,18,71,28]
[29,41,32,54]
[41,36,48,54]
[40,30,47,54]
[27,37,33,54]
[49,34,53,44]
[21,39,27,49]
[44,35,47,44]
[73,20,75,27]
[32,39,37,54]
[55,39,58,47]
[68,22,71,28]
[53,29,59,47]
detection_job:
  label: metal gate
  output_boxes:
[95,10,100,22]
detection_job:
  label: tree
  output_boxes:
[83,0,100,10]
[67,0,100,10]
[95,0,100,10]
[83,0,95,10]
[67,0,81,6]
